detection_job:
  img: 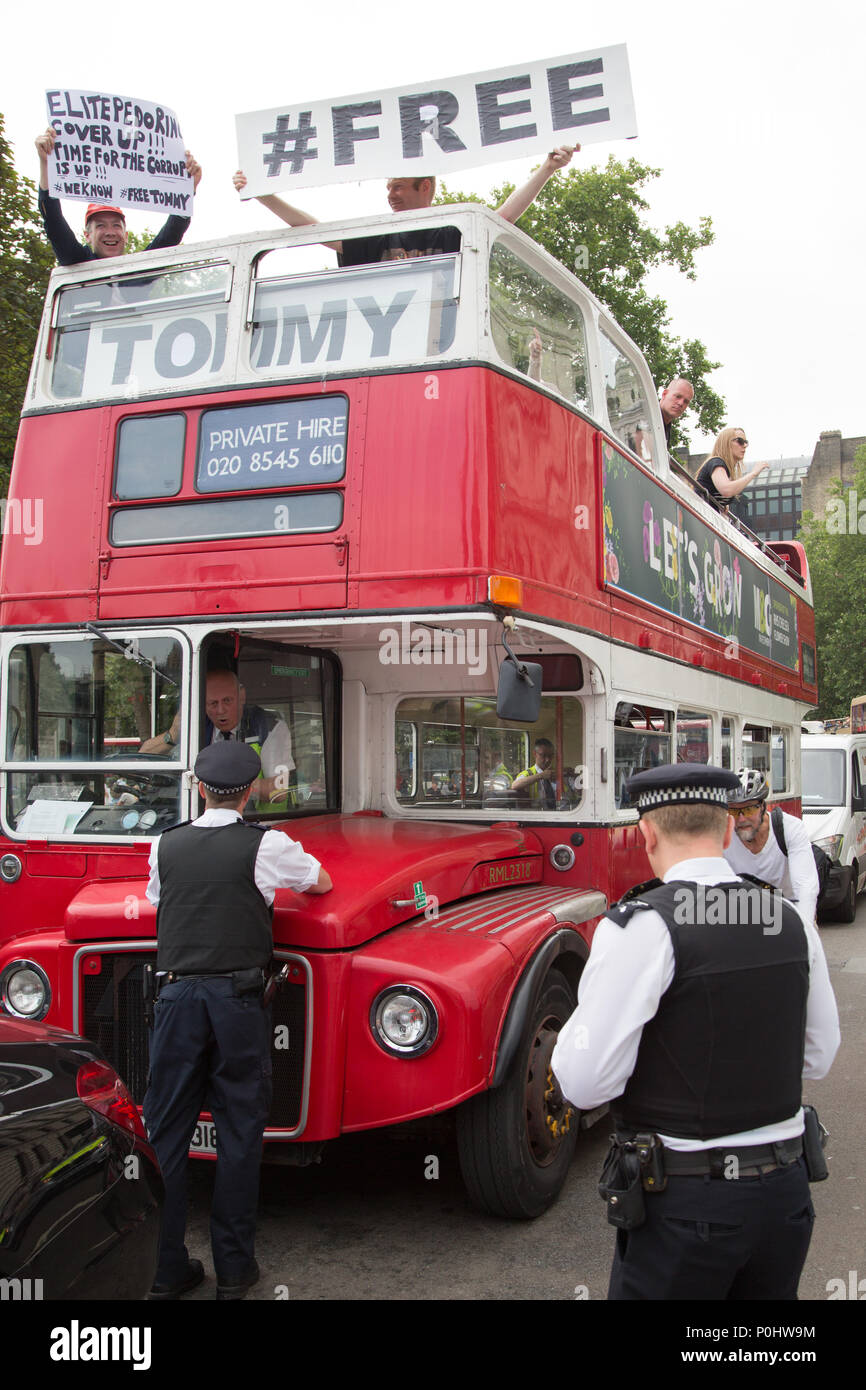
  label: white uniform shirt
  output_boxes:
[146,807,321,906]
[550,856,840,1151]
[724,809,819,926]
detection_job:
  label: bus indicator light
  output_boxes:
[488,576,523,608]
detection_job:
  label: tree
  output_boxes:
[437,156,724,440]
[0,114,55,496]
[799,444,866,718]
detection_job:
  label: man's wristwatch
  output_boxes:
[164,731,175,746]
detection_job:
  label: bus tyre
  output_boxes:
[456,967,579,1219]
[836,863,858,923]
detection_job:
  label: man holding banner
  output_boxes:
[232,145,576,263]
[35,125,202,265]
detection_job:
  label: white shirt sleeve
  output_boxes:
[802,920,841,1078]
[551,911,675,1111]
[260,718,295,776]
[145,836,161,906]
[254,828,321,903]
[783,811,820,926]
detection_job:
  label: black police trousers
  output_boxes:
[144,975,271,1285]
[608,1157,815,1300]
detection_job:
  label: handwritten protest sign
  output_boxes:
[45,88,194,216]
[236,48,637,198]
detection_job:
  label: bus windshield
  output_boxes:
[5,633,185,837]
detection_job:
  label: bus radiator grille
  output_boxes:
[80,953,307,1127]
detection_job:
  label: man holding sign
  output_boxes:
[232,146,576,264]
[36,123,202,265]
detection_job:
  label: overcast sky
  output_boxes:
[4,0,864,460]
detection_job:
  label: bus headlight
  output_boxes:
[1,961,52,1020]
[370,986,438,1057]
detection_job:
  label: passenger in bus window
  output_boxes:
[203,670,295,811]
[140,670,296,809]
[232,146,577,265]
[513,738,557,808]
[659,377,694,445]
[35,126,202,266]
[694,427,770,513]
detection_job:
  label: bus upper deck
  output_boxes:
[2,204,814,708]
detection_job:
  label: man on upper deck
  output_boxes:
[659,377,694,445]
[232,146,578,264]
[36,126,202,265]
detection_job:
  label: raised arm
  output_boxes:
[36,126,92,264]
[496,145,578,225]
[711,459,770,498]
[233,170,342,253]
[36,126,56,191]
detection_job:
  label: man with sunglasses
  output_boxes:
[723,769,819,927]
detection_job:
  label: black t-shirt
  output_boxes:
[337,225,461,267]
[695,456,730,511]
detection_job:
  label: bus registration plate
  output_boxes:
[190,1120,217,1156]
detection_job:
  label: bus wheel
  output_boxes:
[456,967,580,1219]
[836,863,858,923]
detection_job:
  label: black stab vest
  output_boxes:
[612,880,809,1139]
[155,821,273,973]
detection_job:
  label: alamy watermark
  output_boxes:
[673,884,782,935]
[49,1321,151,1370]
[0,497,43,546]
[1,1277,43,1300]
[379,621,486,677]
[825,491,866,535]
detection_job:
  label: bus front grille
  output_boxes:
[79,952,307,1130]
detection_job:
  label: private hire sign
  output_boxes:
[235,48,637,197]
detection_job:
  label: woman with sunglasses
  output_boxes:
[695,426,770,512]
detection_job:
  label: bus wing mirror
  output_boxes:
[497,629,542,723]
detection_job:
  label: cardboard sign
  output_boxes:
[45,88,193,216]
[236,47,637,197]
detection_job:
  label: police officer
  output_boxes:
[551,763,840,1300]
[144,739,332,1300]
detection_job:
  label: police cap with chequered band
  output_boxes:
[194,739,261,794]
[625,762,741,815]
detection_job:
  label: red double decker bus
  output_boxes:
[0,204,818,1216]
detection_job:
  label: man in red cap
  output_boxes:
[35,125,202,265]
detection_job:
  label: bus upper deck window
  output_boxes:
[250,250,461,377]
[599,329,655,467]
[49,264,231,402]
[488,242,591,413]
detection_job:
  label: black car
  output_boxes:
[0,1015,163,1300]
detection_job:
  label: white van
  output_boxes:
[801,730,866,921]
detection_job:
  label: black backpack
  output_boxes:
[770,807,832,902]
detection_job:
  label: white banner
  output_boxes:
[45,88,194,216]
[235,47,637,197]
